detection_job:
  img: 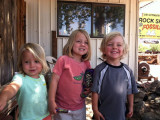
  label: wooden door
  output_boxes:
[0,0,16,86]
[0,0,26,85]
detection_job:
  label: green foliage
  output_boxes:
[57,3,91,34]
[138,44,150,53]
[149,44,160,52]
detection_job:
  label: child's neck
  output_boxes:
[72,55,82,62]
[26,74,40,79]
[106,59,121,66]
[73,57,82,62]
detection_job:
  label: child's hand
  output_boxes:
[126,107,133,118]
[94,110,105,120]
[126,111,133,118]
[83,88,91,95]
[48,101,58,115]
[81,88,91,98]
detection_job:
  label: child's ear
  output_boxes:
[103,51,106,55]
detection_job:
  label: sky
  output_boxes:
[140,1,160,14]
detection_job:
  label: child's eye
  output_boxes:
[107,43,113,46]
[85,41,88,45]
[25,61,29,63]
[35,60,39,63]
[118,44,122,46]
[76,40,81,43]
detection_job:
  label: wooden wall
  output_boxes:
[0,0,26,86]
[25,0,52,56]
[17,0,26,55]
[0,0,16,86]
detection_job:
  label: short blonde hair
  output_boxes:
[18,43,49,75]
[63,29,91,61]
[100,31,128,60]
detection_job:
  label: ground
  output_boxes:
[86,96,93,120]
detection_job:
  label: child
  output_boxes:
[48,29,92,120]
[91,32,138,120]
[0,43,49,120]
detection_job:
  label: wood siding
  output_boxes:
[0,0,16,85]
[0,0,26,86]
[26,0,52,56]
[17,0,26,54]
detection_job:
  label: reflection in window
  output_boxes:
[57,2,125,38]
[93,4,125,37]
[57,2,91,36]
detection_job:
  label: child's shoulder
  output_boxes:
[39,74,45,78]
[95,62,108,70]
[57,55,70,60]
[13,73,24,79]
[84,60,91,68]
[56,55,74,66]
[122,63,132,72]
[56,55,68,63]
[12,73,24,84]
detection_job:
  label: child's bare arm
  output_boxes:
[126,94,134,118]
[48,72,60,115]
[92,92,105,120]
[92,92,99,112]
[0,81,20,111]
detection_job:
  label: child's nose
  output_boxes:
[30,62,35,67]
[113,44,117,48]
[81,43,85,45]
[81,42,86,46]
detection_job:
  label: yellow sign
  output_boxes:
[139,13,160,39]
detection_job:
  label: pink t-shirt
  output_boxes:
[53,55,91,110]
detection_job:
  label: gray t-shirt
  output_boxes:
[91,62,138,120]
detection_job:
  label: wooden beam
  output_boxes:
[52,31,57,58]
[139,0,153,2]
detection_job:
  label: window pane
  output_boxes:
[57,2,91,36]
[93,4,125,37]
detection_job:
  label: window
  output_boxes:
[57,2,125,37]
[57,2,91,36]
[93,4,125,37]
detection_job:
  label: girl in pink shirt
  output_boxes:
[48,29,92,120]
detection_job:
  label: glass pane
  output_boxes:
[93,4,125,37]
[57,2,91,36]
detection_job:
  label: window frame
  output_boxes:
[57,1,125,38]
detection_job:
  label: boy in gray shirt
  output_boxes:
[91,32,138,120]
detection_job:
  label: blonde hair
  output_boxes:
[18,43,49,75]
[100,31,128,60]
[63,29,91,61]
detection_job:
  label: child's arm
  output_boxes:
[48,72,60,115]
[126,94,134,118]
[0,81,20,111]
[92,92,105,120]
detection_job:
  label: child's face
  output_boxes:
[72,32,89,61]
[104,36,124,61]
[22,50,43,78]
